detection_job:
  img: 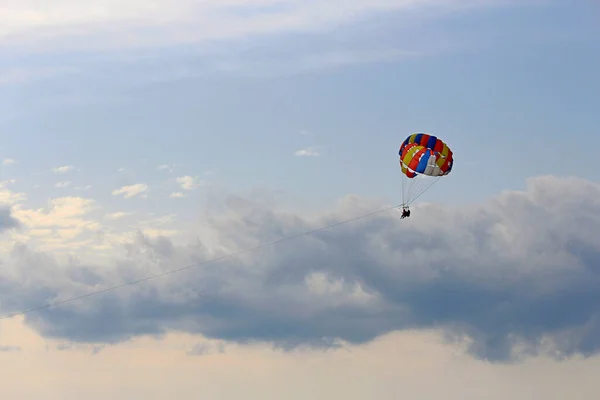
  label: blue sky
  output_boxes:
[1,0,597,214]
[1,1,600,399]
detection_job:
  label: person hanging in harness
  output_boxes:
[401,207,411,219]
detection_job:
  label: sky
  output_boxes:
[0,0,599,398]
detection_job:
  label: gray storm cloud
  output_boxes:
[0,207,19,231]
[1,175,600,362]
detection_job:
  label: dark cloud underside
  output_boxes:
[1,175,600,362]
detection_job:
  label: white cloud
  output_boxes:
[75,185,92,191]
[0,0,503,52]
[12,196,102,247]
[0,0,523,85]
[170,192,186,198]
[104,212,134,220]
[294,146,321,157]
[157,164,175,172]
[15,197,97,223]
[53,165,75,174]
[2,158,16,165]
[0,180,27,205]
[176,176,203,190]
[112,184,148,199]
[55,181,72,188]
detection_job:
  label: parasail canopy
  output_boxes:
[398,133,454,207]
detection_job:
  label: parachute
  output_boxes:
[398,133,453,207]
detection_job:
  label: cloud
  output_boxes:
[170,192,186,198]
[53,166,75,174]
[0,180,27,205]
[0,207,20,232]
[12,196,101,246]
[186,341,226,356]
[0,0,508,52]
[0,0,528,86]
[55,181,72,188]
[4,195,185,259]
[112,183,148,199]
[104,212,133,220]
[176,176,203,191]
[2,158,16,165]
[2,175,600,363]
[157,164,176,172]
[0,345,20,352]
[294,146,320,157]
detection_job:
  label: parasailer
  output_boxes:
[398,133,453,213]
[400,207,411,219]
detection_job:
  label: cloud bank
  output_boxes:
[1,175,600,363]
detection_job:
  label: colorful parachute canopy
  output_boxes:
[399,133,453,179]
[397,132,454,207]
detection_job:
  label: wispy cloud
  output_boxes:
[0,180,27,205]
[0,0,506,52]
[112,183,148,199]
[294,146,321,157]
[171,46,420,80]
[55,181,72,188]
[170,192,186,198]
[0,0,523,86]
[2,158,16,165]
[104,211,134,220]
[176,176,203,190]
[53,165,75,174]
[223,48,419,77]
[75,185,92,191]
[157,164,175,172]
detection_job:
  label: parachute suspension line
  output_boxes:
[401,172,440,207]
[404,175,443,206]
[0,203,401,321]
[401,168,407,207]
